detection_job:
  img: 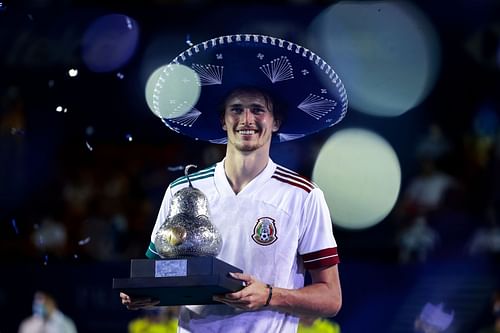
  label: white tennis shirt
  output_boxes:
[147,159,339,333]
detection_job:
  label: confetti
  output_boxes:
[48,80,55,88]
[85,141,93,151]
[186,34,193,46]
[125,133,133,142]
[73,254,79,259]
[167,165,184,172]
[126,17,133,30]
[116,72,124,79]
[11,219,19,234]
[43,254,48,266]
[68,68,78,77]
[78,237,91,246]
[85,126,94,136]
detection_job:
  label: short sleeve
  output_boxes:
[298,188,339,270]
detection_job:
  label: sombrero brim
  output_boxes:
[152,34,348,143]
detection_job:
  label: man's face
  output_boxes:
[222,91,280,152]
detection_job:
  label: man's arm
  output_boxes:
[213,264,341,317]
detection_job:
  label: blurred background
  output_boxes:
[1,0,500,332]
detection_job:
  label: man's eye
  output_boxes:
[231,108,243,113]
[253,108,265,113]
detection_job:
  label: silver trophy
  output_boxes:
[113,165,243,306]
[154,165,222,257]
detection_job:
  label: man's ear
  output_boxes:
[272,119,281,132]
[221,118,227,131]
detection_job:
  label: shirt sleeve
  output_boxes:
[145,186,173,259]
[298,187,339,270]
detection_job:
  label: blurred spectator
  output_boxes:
[297,316,340,333]
[476,290,500,333]
[414,302,454,333]
[31,215,69,258]
[415,122,452,163]
[18,291,77,333]
[128,307,179,333]
[467,206,500,256]
[395,154,458,263]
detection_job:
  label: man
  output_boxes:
[18,291,77,333]
[122,34,348,332]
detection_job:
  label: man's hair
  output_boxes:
[219,86,287,125]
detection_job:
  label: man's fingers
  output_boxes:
[229,272,252,283]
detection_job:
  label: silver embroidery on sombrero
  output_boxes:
[298,94,337,120]
[209,137,228,144]
[169,108,202,127]
[277,133,306,142]
[259,56,294,83]
[191,64,223,86]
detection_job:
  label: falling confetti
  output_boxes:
[56,106,68,113]
[68,68,78,77]
[11,219,19,234]
[186,34,193,46]
[48,80,55,88]
[85,141,93,151]
[125,133,133,142]
[85,126,94,136]
[78,237,91,246]
[167,165,184,172]
[126,16,133,30]
[43,254,48,266]
[116,72,124,79]
[73,254,79,259]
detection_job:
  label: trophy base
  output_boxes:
[113,256,244,306]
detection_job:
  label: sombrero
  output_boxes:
[151,34,348,144]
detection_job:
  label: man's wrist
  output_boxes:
[264,284,273,307]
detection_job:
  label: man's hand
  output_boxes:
[213,272,271,310]
[120,292,160,310]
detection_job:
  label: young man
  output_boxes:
[122,34,348,332]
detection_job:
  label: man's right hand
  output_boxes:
[120,292,160,310]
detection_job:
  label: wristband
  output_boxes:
[264,284,273,307]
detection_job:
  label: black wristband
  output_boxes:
[264,284,273,307]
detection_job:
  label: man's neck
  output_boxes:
[224,146,270,194]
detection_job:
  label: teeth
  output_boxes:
[239,130,256,135]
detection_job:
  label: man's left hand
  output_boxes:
[213,272,271,310]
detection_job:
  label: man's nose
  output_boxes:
[241,108,254,124]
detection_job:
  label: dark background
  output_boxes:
[1,0,500,332]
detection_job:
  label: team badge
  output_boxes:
[252,217,277,246]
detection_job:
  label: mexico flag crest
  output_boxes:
[252,217,277,246]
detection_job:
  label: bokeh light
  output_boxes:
[313,128,401,230]
[308,0,441,117]
[81,14,140,73]
[145,64,201,119]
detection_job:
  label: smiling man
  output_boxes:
[121,34,349,333]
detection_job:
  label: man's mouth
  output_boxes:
[237,129,258,135]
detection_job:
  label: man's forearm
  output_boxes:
[269,282,341,317]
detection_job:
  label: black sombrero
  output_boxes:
[151,34,348,144]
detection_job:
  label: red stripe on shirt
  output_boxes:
[272,175,313,193]
[276,166,315,188]
[302,247,339,269]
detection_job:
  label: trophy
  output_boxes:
[113,165,243,306]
